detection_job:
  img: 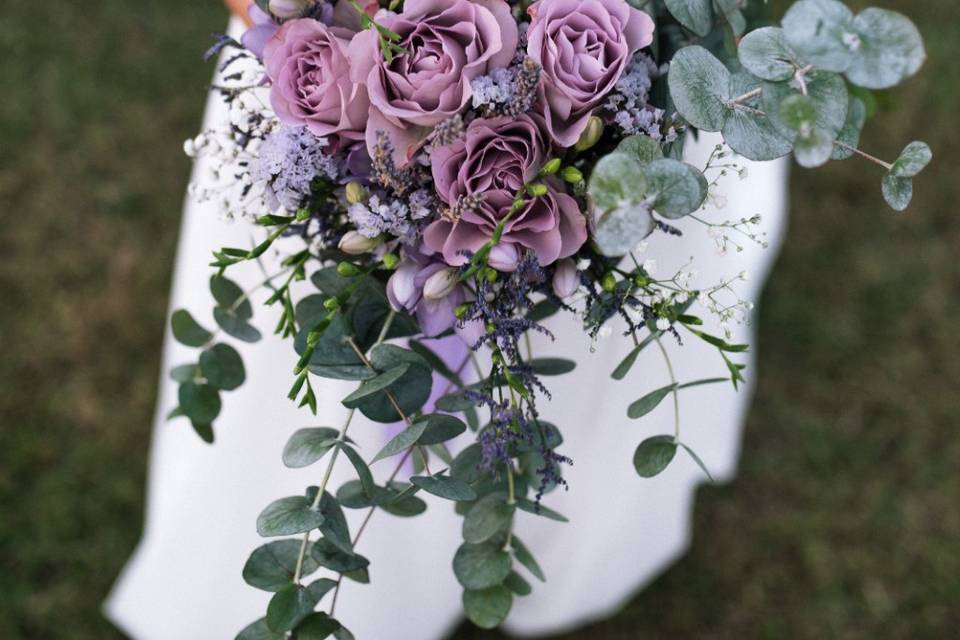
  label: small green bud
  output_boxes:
[345,181,366,205]
[482,267,498,283]
[382,252,400,269]
[323,297,341,311]
[295,207,312,222]
[574,116,603,151]
[633,274,649,287]
[526,183,549,197]
[337,261,360,277]
[561,166,583,183]
[601,273,617,292]
[455,303,471,320]
[541,158,562,174]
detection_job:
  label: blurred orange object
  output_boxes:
[225,0,255,25]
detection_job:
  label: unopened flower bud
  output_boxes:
[541,158,562,175]
[561,166,583,184]
[336,261,360,277]
[338,231,381,255]
[601,272,617,292]
[382,252,400,269]
[423,267,459,300]
[345,181,366,205]
[488,243,519,272]
[269,0,310,18]
[552,259,579,298]
[574,116,603,152]
[526,182,549,197]
[455,303,472,320]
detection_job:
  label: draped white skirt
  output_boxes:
[105,17,788,640]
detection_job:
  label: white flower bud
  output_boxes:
[422,267,459,300]
[338,231,381,255]
[655,318,670,331]
[269,0,310,19]
[552,258,579,299]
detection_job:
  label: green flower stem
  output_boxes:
[654,337,681,442]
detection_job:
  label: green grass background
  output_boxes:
[0,1,957,638]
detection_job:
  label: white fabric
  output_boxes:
[105,18,788,640]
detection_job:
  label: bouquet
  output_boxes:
[172,0,930,636]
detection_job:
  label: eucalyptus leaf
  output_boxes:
[191,420,214,444]
[680,442,716,483]
[627,384,676,419]
[256,496,325,537]
[463,586,513,629]
[713,0,745,36]
[282,428,341,469]
[311,538,369,573]
[453,542,512,590]
[178,382,221,425]
[297,612,342,640]
[171,309,212,347]
[781,0,856,72]
[371,421,428,463]
[794,126,836,168]
[667,45,731,131]
[644,158,708,218]
[663,0,713,37]
[243,540,320,592]
[527,358,577,376]
[266,585,317,633]
[504,571,532,596]
[722,72,794,161]
[881,174,913,212]
[336,443,376,498]
[316,491,354,554]
[416,414,468,445]
[510,536,545,582]
[214,306,263,343]
[616,134,664,166]
[633,435,678,478]
[341,364,410,408]
[762,71,849,140]
[890,141,932,178]
[846,8,925,90]
[170,363,199,383]
[463,493,515,544]
[515,498,568,522]
[411,474,477,502]
[737,27,798,81]
[831,96,867,160]
[362,345,433,423]
[236,618,284,640]
[199,343,245,391]
[210,275,252,319]
[589,153,655,257]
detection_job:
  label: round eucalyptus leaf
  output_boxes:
[171,309,212,347]
[633,435,678,478]
[266,585,317,633]
[463,493,515,544]
[793,127,836,168]
[236,618,284,640]
[778,94,818,131]
[663,0,713,37]
[378,492,428,517]
[451,444,485,484]
[889,141,932,178]
[243,540,320,592]
[616,135,664,167]
[294,294,329,331]
[781,0,856,72]
[762,71,848,140]
[297,613,343,640]
[453,542,512,590]
[643,158,708,218]
[881,174,913,212]
[588,152,647,213]
[199,343,245,391]
[169,363,199,383]
[416,414,467,445]
[256,496,325,537]
[667,45,731,131]
[178,382,221,424]
[831,96,867,160]
[361,344,433,423]
[210,275,252,320]
[463,586,513,629]
[846,8,925,90]
[282,427,341,468]
[504,571,532,596]
[722,73,794,161]
[311,538,369,573]
[214,306,262,343]
[737,27,799,82]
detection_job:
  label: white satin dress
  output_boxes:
[105,17,789,640]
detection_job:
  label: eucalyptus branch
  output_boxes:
[833,141,894,171]
[655,337,681,441]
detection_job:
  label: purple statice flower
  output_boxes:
[605,52,669,139]
[347,188,435,243]
[250,125,339,211]
[471,68,517,110]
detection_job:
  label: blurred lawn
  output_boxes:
[1,1,958,638]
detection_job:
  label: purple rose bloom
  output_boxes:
[264,19,370,143]
[387,250,483,342]
[423,114,587,269]
[347,0,519,165]
[527,0,655,147]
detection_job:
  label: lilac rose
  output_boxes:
[348,0,519,165]
[423,113,587,270]
[527,0,655,146]
[264,19,370,142]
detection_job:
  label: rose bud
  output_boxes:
[574,116,604,151]
[552,258,579,298]
[338,231,381,255]
[269,0,311,19]
[488,243,520,272]
[422,267,459,300]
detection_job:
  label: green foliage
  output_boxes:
[256,496,325,537]
[371,421,428,463]
[178,382,221,424]
[462,586,513,629]
[266,584,318,632]
[633,435,679,477]
[416,414,468,445]
[663,0,713,37]
[199,343,245,391]
[242,540,320,592]
[411,474,478,501]
[282,428,342,469]
[171,309,212,347]
[453,542,512,590]
[463,493,515,544]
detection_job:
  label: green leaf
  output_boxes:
[782,0,856,72]
[643,158,708,218]
[311,538,369,573]
[178,382,221,424]
[627,384,676,419]
[408,341,464,387]
[779,94,818,130]
[794,126,836,168]
[504,571,532,596]
[169,363,199,383]
[667,45,731,132]
[378,492,428,517]
[331,624,355,640]
[315,491,354,554]
[722,72,794,161]
[713,0,745,36]
[463,493,515,544]
[890,141,932,178]
[282,428,341,469]
[737,27,798,82]
[663,0,713,37]
[831,96,867,160]
[236,618,284,640]
[589,152,655,257]
[242,540,320,592]
[256,496,325,537]
[416,414,468,445]
[763,71,849,141]
[336,443,376,499]
[527,358,576,376]
[199,343,245,391]
[510,536,545,582]
[463,586,513,629]
[846,8,925,90]
[616,134,664,166]
[633,435,678,478]
[214,306,262,343]
[685,327,749,352]
[451,444,485,484]
[453,542,512,590]
[362,344,432,423]
[371,421,428,463]
[679,442,716,483]
[411,474,477,502]
[297,612,342,640]
[515,498,568,522]
[341,364,410,408]
[191,420,214,443]
[211,275,252,319]
[881,174,913,212]
[435,391,478,412]
[171,309,212,347]
[266,584,317,633]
